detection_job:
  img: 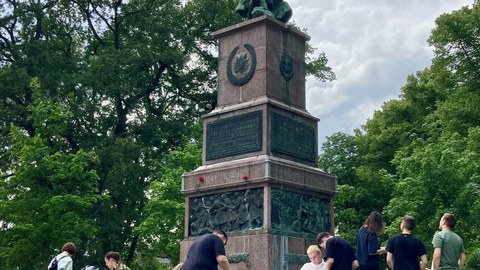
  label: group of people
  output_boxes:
[54,212,464,270]
[302,212,465,270]
[177,212,465,270]
[47,242,131,270]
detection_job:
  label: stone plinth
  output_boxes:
[182,156,336,195]
[214,15,309,109]
[179,15,337,270]
[202,97,319,166]
[180,155,336,269]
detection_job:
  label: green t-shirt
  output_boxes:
[432,230,465,270]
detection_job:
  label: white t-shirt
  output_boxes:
[47,253,73,270]
[300,261,326,270]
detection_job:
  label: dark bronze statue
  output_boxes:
[236,0,293,23]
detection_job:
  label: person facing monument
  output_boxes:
[386,215,427,270]
[235,0,293,23]
[181,230,230,270]
[317,232,359,270]
[430,213,465,270]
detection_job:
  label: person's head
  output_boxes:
[104,251,122,269]
[439,213,457,230]
[213,229,228,245]
[401,215,416,231]
[316,232,332,249]
[306,245,323,265]
[62,242,76,257]
[364,211,384,234]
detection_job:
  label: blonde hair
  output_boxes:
[306,245,321,255]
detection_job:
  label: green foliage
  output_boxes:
[305,45,336,82]
[319,2,480,265]
[0,125,102,269]
[318,132,357,185]
[0,0,342,269]
[136,137,202,267]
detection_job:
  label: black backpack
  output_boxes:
[48,255,67,270]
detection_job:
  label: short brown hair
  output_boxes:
[443,213,457,229]
[105,251,121,263]
[402,215,416,231]
[62,242,76,256]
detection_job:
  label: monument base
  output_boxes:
[180,155,336,269]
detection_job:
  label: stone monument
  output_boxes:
[180,13,337,270]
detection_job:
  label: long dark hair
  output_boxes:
[364,211,384,234]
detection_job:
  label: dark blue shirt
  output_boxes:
[182,234,226,270]
[356,226,380,266]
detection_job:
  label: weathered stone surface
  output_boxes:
[214,16,309,109]
[180,16,336,270]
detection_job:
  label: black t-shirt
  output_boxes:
[325,237,357,270]
[386,233,426,270]
[182,234,226,270]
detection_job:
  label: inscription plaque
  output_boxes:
[271,112,315,162]
[206,111,263,160]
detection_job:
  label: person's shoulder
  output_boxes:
[433,230,445,239]
[448,230,463,241]
[409,234,426,245]
[118,263,131,270]
[411,233,423,240]
[388,233,402,241]
[300,262,311,270]
[336,236,354,247]
[197,233,214,241]
[300,262,316,270]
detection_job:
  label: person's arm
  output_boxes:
[368,233,385,255]
[458,252,466,270]
[420,254,427,270]
[217,255,231,270]
[352,259,359,270]
[323,258,334,270]
[376,246,387,255]
[432,247,441,270]
[386,252,394,269]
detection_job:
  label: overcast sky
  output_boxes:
[286,0,472,149]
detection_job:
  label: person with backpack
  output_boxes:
[47,242,76,270]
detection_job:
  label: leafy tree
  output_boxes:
[1,0,335,268]
[383,3,480,263]
[136,126,202,268]
[319,132,357,186]
[0,80,104,269]
[320,5,480,268]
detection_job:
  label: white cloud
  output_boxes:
[288,0,472,148]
